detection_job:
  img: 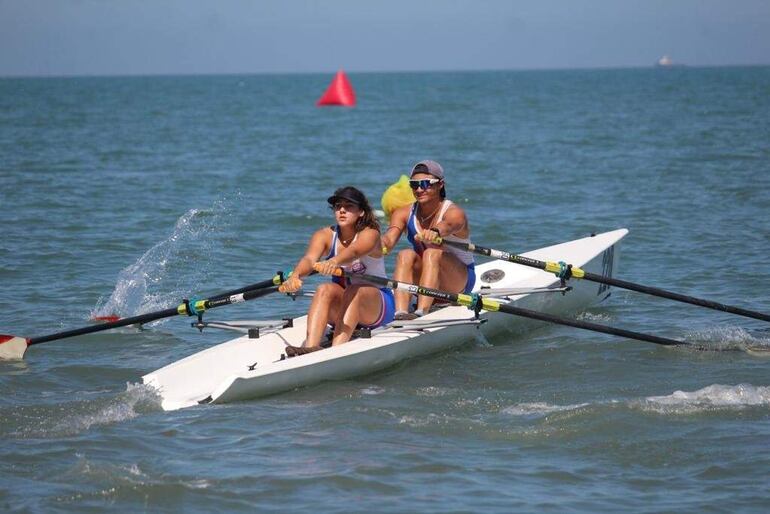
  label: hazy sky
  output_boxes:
[1,0,769,77]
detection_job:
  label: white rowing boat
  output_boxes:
[142,229,628,410]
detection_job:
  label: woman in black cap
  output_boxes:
[279,186,395,355]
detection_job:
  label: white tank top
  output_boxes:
[407,200,475,266]
[327,226,387,285]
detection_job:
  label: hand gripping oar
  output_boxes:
[0,272,290,360]
[436,239,770,324]
[324,268,687,348]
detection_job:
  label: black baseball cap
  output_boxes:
[327,186,368,208]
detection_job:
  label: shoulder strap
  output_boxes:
[437,200,453,222]
[326,226,339,259]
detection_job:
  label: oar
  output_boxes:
[320,266,687,348]
[91,275,289,323]
[0,272,289,361]
[436,239,770,324]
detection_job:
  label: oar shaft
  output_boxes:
[332,270,685,348]
[208,270,316,303]
[207,275,283,302]
[27,276,289,346]
[580,271,770,322]
[443,240,770,323]
[495,303,681,346]
[203,286,280,310]
[29,307,180,345]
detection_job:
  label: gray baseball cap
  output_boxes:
[410,160,444,180]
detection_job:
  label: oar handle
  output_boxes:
[315,263,344,277]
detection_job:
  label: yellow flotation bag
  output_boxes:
[380,175,416,219]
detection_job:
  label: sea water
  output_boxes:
[1,68,769,512]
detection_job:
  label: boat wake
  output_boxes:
[7,383,162,439]
[496,384,770,420]
[393,382,770,434]
[54,455,212,504]
[92,199,235,321]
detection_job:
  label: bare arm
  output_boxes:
[432,204,469,239]
[333,228,381,264]
[279,227,330,292]
[315,227,381,276]
[417,204,470,245]
[381,205,410,254]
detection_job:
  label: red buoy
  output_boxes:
[316,70,356,107]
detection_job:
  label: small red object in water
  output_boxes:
[316,70,356,107]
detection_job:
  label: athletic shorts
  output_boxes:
[358,287,396,329]
[464,264,476,294]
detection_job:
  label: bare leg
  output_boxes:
[331,284,384,346]
[416,248,469,313]
[305,282,344,347]
[393,248,422,312]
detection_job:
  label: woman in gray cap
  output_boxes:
[382,160,476,320]
[279,186,395,355]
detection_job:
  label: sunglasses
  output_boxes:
[409,178,441,190]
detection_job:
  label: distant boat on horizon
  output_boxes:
[655,55,685,68]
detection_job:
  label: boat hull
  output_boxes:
[143,229,628,410]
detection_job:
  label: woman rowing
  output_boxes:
[278,186,395,355]
[382,160,476,320]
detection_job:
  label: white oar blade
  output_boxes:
[0,335,29,360]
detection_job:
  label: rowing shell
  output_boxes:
[142,229,628,411]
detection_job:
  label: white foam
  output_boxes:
[640,383,770,414]
[361,386,385,395]
[576,311,612,322]
[502,401,590,417]
[416,386,455,397]
[683,325,770,352]
[398,414,437,427]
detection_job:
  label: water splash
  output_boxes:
[682,325,770,353]
[473,329,493,347]
[576,311,613,322]
[92,197,236,320]
[638,383,770,415]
